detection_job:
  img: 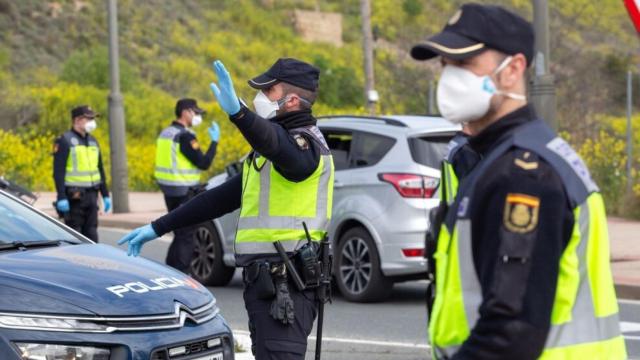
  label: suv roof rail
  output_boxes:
[317,115,408,128]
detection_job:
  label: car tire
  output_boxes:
[190,222,235,286]
[335,226,392,302]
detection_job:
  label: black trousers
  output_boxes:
[243,269,318,360]
[163,194,196,273]
[64,189,99,242]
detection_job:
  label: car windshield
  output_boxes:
[408,135,452,169]
[0,192,84,244]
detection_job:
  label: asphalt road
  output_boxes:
[100,227,640,360]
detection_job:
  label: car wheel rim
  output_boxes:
[191,227,215,279]
[340,237,372,295]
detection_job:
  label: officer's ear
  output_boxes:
[497,53,527,90]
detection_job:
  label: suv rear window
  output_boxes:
[408,135,452,169]
[351,132,395,168]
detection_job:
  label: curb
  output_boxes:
[616,284,640,301]
[99,218,148,230]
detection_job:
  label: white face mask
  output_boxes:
[84,119,97,133]
[191,114,203,127]
[436,56,526,124]
[253,91,284,119]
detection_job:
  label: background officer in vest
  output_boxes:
[155,98,220,272]
[412,4,626,359]
[119,58,333,360]
[53,105,110,242]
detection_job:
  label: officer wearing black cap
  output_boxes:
[53,105,110,241]
[119,58,333,360]
[154,98,220,272]
[413,3,626,360]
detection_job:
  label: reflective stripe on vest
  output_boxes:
[430,120,626,359]
[154,126,201,187]
[63,132,102,187]
[235,153,334,258]
[440,161,458,206]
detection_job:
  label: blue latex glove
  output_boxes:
[208,122,220,142]
[117,224,158,257]
[56,199,70,213]
[103,197,112,213]
[210,60,241,116]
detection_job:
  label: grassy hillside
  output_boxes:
[0,0,639,214]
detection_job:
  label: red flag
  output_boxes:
[625,0,640,33]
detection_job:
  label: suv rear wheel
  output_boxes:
[335,226,392,302]
[190,222,235,286]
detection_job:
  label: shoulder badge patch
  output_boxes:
[190,139,200,150]
[503,193,539,233]
[53,143,59,154]
[294,134,309,150]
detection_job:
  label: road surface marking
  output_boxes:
[234,330,430,349]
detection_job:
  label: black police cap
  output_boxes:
[71,105,99,119]
[175,98,205,118]
[411,3,534,66]
[249,58,320,92]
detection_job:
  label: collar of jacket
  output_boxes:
[468,105,536,156]
[271,109,317,130]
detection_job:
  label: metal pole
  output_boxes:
[627,70,633,194]
[107,0,129,213]
[360,0,376,115]
[530,0,557,130]
[428,80,436,115]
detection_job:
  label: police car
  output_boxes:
[0,189,233,360]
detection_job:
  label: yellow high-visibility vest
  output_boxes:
[62,131,102,188]
[154,125,201,188]
[235,126,334,266]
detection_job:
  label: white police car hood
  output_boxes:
[0,244,213,316]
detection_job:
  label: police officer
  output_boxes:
[53,105,110,241]
[154,98,220,272]
[412,4,626,359]
[119,58,333,360]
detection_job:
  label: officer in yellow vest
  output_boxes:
[412,4,626,359]
[53,105,110,242]
[119,58,333,360]
[154,98,220,272]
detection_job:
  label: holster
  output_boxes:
[243,262,276,300]
[65,187,86,201]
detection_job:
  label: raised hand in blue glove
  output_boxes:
[103,197,112,213]
[208,122,220,142]
[117,224,158,257]
[56,199,70,213]
[210,60,241,116]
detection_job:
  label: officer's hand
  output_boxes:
[208,122,220,142]
[117,224,158,257]
[103,197,112,213]
[210,60,241,116]
[56,199,70,213]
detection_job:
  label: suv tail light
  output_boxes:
[378,173,439,198]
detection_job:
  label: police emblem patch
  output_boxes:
[294,134,309,150]
[190,139,200,150]
[503,193,539,233]
[53,143,59,153]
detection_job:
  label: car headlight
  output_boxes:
[0,315,108,332]
[15,343,110,360]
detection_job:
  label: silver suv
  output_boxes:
[190,115,459,302]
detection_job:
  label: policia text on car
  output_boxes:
[415,4,626,360]
[155,98,220,272]
[119,58,334,360]
[53,105,111,242]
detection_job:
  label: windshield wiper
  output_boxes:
[0,239,82,251]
